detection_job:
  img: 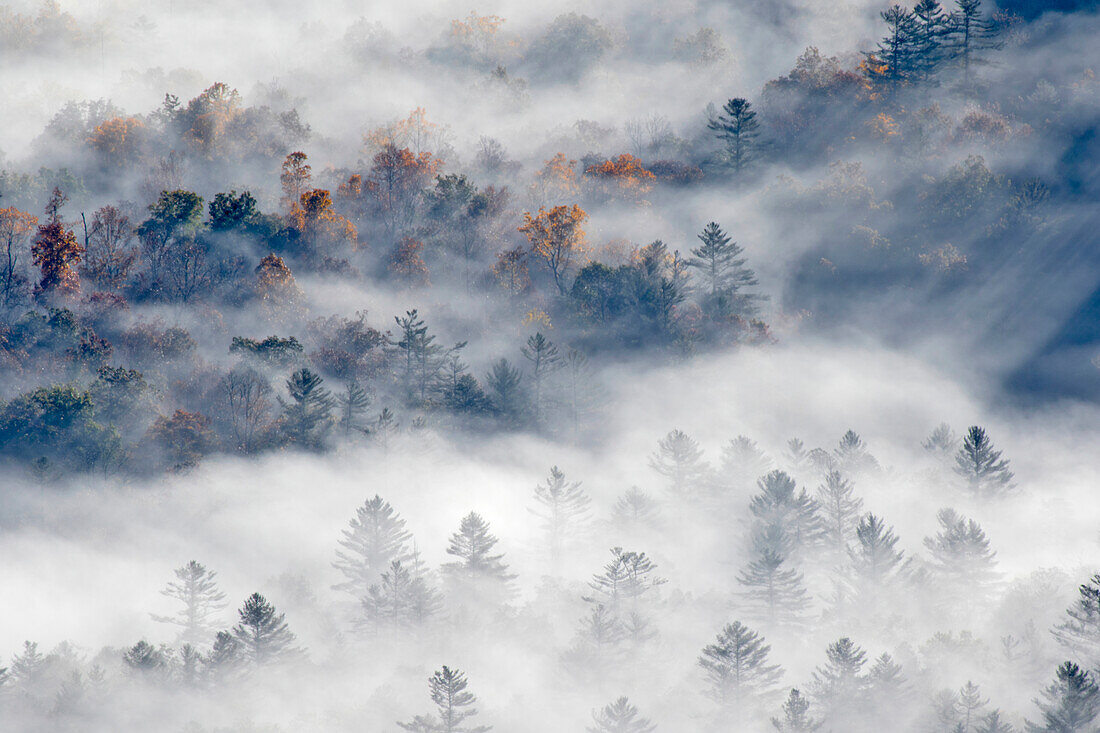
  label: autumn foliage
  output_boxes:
[32,188,82,299]
[518,204,588,295]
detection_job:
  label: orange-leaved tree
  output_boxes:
[32,187,82,299]
[255,253,304,318]
[584,153,656,201]
[280,151,312,213]
[287,189,358,257]
[0,205,38,307]
[518,204,588,295]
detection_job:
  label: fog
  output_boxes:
[2,0,1100,730]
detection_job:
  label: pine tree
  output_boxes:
[865,5,918,94]
[522,332,563,427]
[1025,662,1100,732]
[567,603,627,672]
[850,513,909,588]
[707,98,761,174]
[924,423,959,458]
[362,559,443,630]
[954,426,1014,498]
[749,470,824,558]
[279,367,335,449]
[911,0,951,82]
[336,381,371,437]
[485,358,526,426]
[443,512,516,602]
[811,638,868,724]
[587,547,664,618]
[772,689,821,732]
[231,593,300,665]
[178,643,202,687]
[1052,574,1100,669]
[10,641,45,691]
[333,495,414,600]
[611,487,660,534]
[923,508,999,602]
[698,621,783,709]
[150,560,228,647]
[588,697,657,733]
[204,630,242,680]
[737,547,812,627]
[123,640,168,677]
[649,429,709,496]
[687,223,762,318]
[816,471,863,558]
[946,0,1001,88]
[718,435,773,497]
[398,666,491,733]
[530,465,591,569]
[958,681,990,732]
[833,430,879,474]
[977,710,1015,733]
[393,309,446,406]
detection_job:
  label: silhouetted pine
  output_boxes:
[150,560,227,647]
[946,0,1001,87]
[333,495,413,600]
[122,640,168,677]
[749,470,824,557]
[611,487,660,533]
[204,630,242,680]
[278,367,335,449]
[699,621,783,709]
[923,423,959,460]
[977,710,1015,733]
[737,547,811,627]
[398,666,490,733]
[443,512,516,605]
[336,381,371,437]
[362,559,443,630]
[833,430,879,475]
[649,429,709,496]
[911,0,951,82]
[772,689,821,732]
[816,471,863,558]
[811,638,868,725]
[587,547,664,619]
[865,5,918,94]
[522,332,563,427]
[707,99,761,174]
[1052,574,1100,667]
[958,681,990,732]
[231,593,300,665]
[954,426,1014,498]
[718,435,773,498]
[850,513,909,587]
[531,465,591,568]
[924,508,999,598]
[1025,662,1099,732]
[588,697,657,733]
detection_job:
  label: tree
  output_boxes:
[81,205,136,291]
[393,309,448,407]
[954,426,1014,498]
[518,204,588,295]
[522,332,563,426]
[718,435,773,497]
[911,0,951,82]
[361,559,443,630]
[587,547,665,624]
[0,206,36,308]
[336,381,371,437]
[588,697,657,733]
[148,409,215,471]
[698,621,783,710]
[400,666,491,733]
[958,681,990,732]
[833,430,879,474]
[485,358,526,425]
[208,189,259,232]
[1026,662,1100,732]
[737,547,811,627]
[816,471,863,558]
[772,689,821,732]
[122,640,168,678]
[278,368,335,449]
[649,429,709,496]
[443,512,516,599]
[205,630,243,680]
[231,593,300,665]
[749,470,823,559]
[365,144,438,242]
[136,189,204,297]
[333,495,414,600]
[531,465,591,569]
[923,508,999,603]
[150,560,227,647]
[924,423,959,460]
[810,638,868,724]
[976,710,1015,733]
[1052,574,1100,668]
[280,151,312,212]
[864,5,918,94]
[254,253,304,317]
[946,0,1001,87]
[707,98,761,174]
[32,187,82,299]
[611,487,660,534]
[851,513,908,587]
[688,222,761,316]
[219,365,273,453]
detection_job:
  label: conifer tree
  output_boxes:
[718,435,773,498]
[588,697,657,733]
[611,487,660,534]
[977,710,1015,733]
[816,471,863,558]
[336,381,371,437]
[393,309,447,406]
[958,681,989,732]
[737,547,811,627]
[924,423,959,458]
[687,223,762,319]
[946,0,1001,87]
[1025,662,1099,732]
[278,367,335,449]
[150,560,228,647]
[954,426,1014,498]
[866,5,918,94]
[811,638,868,725]
[10,641,45,692]
[205,630,243,680]
[749,470,824,558]
[530,465,591,568]
[707,99,761,174]
[587,547,664,620]
[362,559,443,630]
[485,358,526,426]
[522,332,563,427]
[231,593,300,665]
[772,689,821,732]
[850,513,909,588]
[698,621,783,709]
[833,430,879,474]
[923,508,999,601]
[399,666,491,733]
[911,0,951,82]
[333,495,414,600]
[122,640,168,678]
[443,512,516,603]
[649,429,709,496]
[1052,574,1100,668]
